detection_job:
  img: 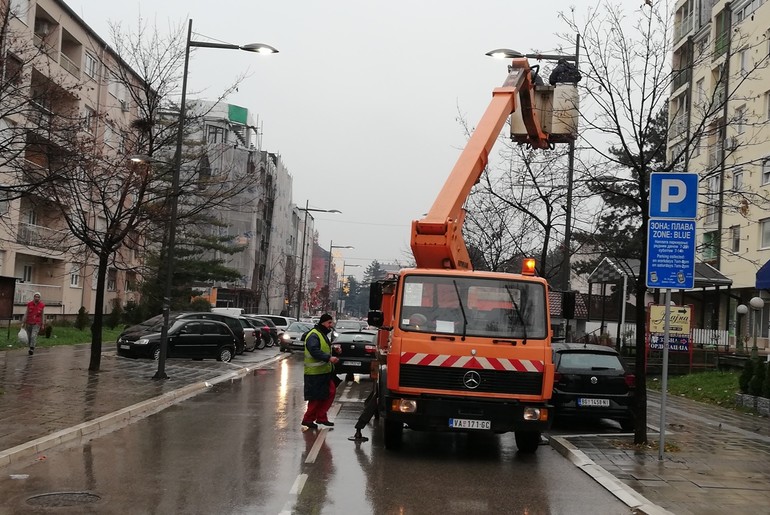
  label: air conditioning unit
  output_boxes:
[725,136,738,151]
[119,99,129,112]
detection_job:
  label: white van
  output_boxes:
[211,307,244,317]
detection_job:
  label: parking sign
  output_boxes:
[647,172,698,290]
[649,173,698,219]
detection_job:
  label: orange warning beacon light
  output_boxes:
[522,258,536,275]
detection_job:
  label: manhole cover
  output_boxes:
[26,492,101,507]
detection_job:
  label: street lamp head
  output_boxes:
[128,154,152,164]
[737,304,749,315]
[485,48,523,59]
[750,296,765,310]
[240,43,279,54]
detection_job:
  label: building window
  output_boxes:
[3,53,23,85]
[10,0,29,18]
[207,126,227,144]
[107,269,117,291]
[0,186,9,215]
[736,105,746,134]
[83,106,95,133]
[104,123,115,147]
[762,218,770,249]
[702,231,719,260]
[731,226,741,252]
[22,265,32,282]
[70,264,80,287]
[84,53,98,79]
[739,49,748,76]
[705,175,719,224]
[733,169,744,190]
[696,78,705,107]
[763,158,770,185]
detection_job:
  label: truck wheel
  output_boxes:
[384,419,403,450]
[514,431,541,453]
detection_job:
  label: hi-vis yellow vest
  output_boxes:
[304,328,333,375]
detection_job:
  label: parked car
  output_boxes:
[254,316,280,346]
[175,313,246,355]
[117,318,237,362]
[239,316,259,352]
[550,342,636,431]
[254,314,297,333]
[120,312,246,355]
[331,330,377,380]
[281,321,314,352]
[244,316,276,348]
[334,319,369,332]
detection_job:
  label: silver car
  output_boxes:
[280,321,313,352]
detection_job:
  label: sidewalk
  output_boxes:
[550,390,770,515]
[2,345,769,514]
[0,343,283,468]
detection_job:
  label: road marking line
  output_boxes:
[279,473,307,515]
[304,404,341,464]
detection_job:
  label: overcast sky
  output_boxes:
[67,0,583,280]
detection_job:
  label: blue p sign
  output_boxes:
[649,173,698,219]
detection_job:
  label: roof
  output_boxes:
[549,290,589,319]
[587,257,732,289]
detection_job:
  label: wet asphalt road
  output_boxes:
[0,354,632,514]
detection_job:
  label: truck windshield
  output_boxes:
[399,275,548,339]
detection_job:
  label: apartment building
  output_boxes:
[0,0,146,319]
[185,101,300,314]
[670,0,770,346]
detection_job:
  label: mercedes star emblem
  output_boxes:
[463,371,481,389]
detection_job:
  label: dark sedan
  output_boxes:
[551,342,635,431]
[117,319,237,362]
[331,330,377,380]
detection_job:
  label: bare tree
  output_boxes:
[558,0,770,444]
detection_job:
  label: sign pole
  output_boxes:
[658,289,671,460]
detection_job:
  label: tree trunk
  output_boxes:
[634,230,649,445]
[88,252,110,371]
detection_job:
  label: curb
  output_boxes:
[548,435,674,515]
[0,353,289,470]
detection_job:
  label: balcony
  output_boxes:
[16,222,69,250]
[14,283,62,306]
[671,113,688,138]
[59,53,80,78]
[675,15,694,44]
[33,34,58,60]
[708,145,724,169]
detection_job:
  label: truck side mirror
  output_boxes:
[368,310,384,328]
[369,282,383,310]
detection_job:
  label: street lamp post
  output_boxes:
[339,262,360,314]
[326,241,354,311]
[737,303,748,353]
[295,202,341,320]
[485,35,580,339]
[750,296,765,359]
[153,19,277,380]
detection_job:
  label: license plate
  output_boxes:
[119,344,130,350]
[449,418,491,430]
[578,398,610,407]
[342,361,361,367]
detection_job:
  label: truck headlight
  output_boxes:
[523,407,548,421]
[391,399,417,413]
